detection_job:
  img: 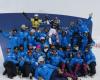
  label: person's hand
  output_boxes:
[22,11,25,15]
[39,77,44,80]
[35,62,38,66]
[89,13,93,17]
[58,68,63,74]
[87,65,90,70]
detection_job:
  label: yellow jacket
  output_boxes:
[31,18,42,28]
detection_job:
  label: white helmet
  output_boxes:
[30,29,35,33]
[38,56,44,63]
[21,24,28,30]
[34,14,39,17]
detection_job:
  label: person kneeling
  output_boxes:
[84,47,96,76]
[3,47,19,79]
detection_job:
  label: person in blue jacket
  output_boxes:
[27,29,37,46]
[1,29,19,52]
[77,19,89,34]
[58,61,78,80]
[84,47,96,76]
[71,32,82,49]
[33,44,46,61]
[18,44,26,57]
[69,21,79,34]
[51,34,58,46]
[19,50,37,78]
[42,43,50,61]
[27,43,34,51]
[33,28,42,42]
[57,47,65,59]
[39,36,49,52]
[48,48,65,67]
[39,36,46,51]
[81,32,95,53]
[65,44,72,58]
[81,32,89,53]
[77,13,93,35]
[3,47,11,75]
[3,47,19,79]
[39,30,47,40]
[70,52,88,76]
[18,24,29,45]
[43,43,50,53]
[72,45,80,57]
[59,30,71,50]
[17,45,26,72]
[35,56,66,80]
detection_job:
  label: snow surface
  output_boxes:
[0,0,100,80]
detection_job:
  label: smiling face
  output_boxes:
[85,48,90,53]
[36,45,41,52]
[6,48,11,54]
[44,47,49,52]
[19,45,24,51]
[28,45,33,50]
[12,29,17,36]
[30,32,34,36]
[34,16,38,20]
[66,46,70,51]
[51,49,57,55]
[38,56,45,65]
[41,39,45,43]
[59,47,63,50]
[39,61,45,65]
[27,50,32,56]
[77,53,81,58]
[36,48,40,52]
[14,47,18,54]
[62,31,66,36]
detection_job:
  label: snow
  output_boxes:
[0,0,100,80]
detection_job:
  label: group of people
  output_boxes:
[0,13,96,80]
